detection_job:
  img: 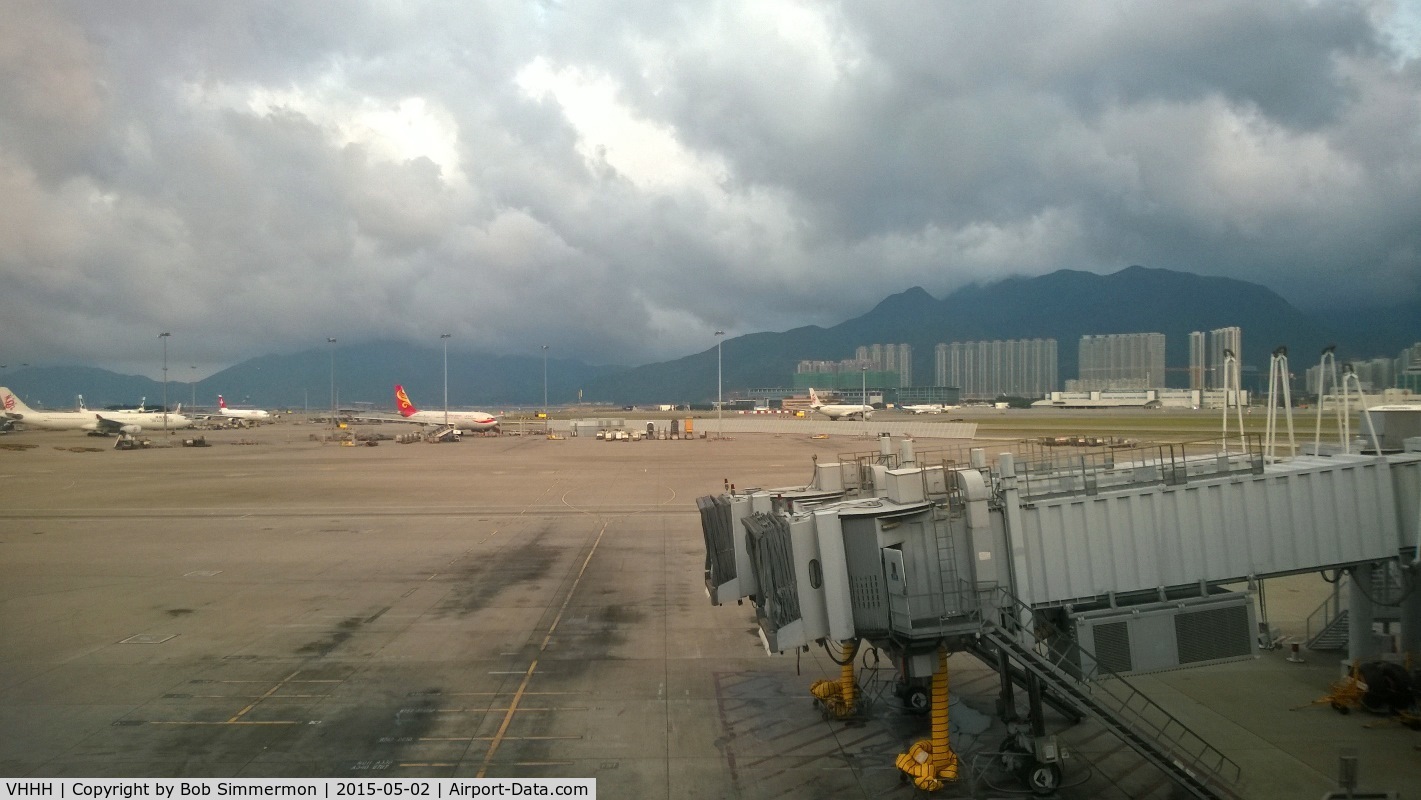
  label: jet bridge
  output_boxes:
[697,435,1421,797]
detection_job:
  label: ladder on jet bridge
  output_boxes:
[977,594,1243,800]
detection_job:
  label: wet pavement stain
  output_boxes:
[296,616,363,657]
[436,529,561,617]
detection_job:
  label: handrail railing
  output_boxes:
[1014,435,1265,502]
[983,587,1243,797]
[1304,581,1344,645]
[836,435,1267,503]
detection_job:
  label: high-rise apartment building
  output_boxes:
[1399,343,1421,393]
[1206,327,1242,389]
[1351,357,1397,391]
[1076,333,1166,390]
[1188,331,1207,390]
[935,339,1057,399]
[855,343,912,387]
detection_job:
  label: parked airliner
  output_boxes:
[218,395,272,420]
[807,388,874,421]
[1,387,191,432]
[393,385,499,431]
[901,403,951,414]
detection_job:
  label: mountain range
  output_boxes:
[5,267,1417,409]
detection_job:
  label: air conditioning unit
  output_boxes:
[1071,592,1257,678]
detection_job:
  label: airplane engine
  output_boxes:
[83,420,143,436]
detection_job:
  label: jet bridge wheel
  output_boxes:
[1024,761,1062,796]
[895,682,930,715]
[999,734,1060,796]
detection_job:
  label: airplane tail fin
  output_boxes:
[394,384,419,417]
[77,394,87,411]
[808,387,821,407]
[218,395,227,409]
[1,387,32,415]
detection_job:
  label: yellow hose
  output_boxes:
[809,640,858,718]
[894,647,959,791]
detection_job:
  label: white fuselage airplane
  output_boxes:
[394,384,499,431]
[1,387,191,433]
[218,395,271,420]
[902,404,949,414]
[807,387,874,421]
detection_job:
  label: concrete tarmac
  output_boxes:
[0,421,1416,797]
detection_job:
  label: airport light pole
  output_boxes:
[327,337,337,425]
[159,332,171,433]
[190,366,196,409]
[861,365,867,409]
[541,345,549,434]
[441,333,451,426]
[715,331,724,439]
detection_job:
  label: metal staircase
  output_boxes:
[1308,610,1351,652]
[1304,565,1407,653]
[976,592,1243,800]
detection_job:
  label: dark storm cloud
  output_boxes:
[0,0,1417,376]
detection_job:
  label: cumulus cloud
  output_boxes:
[0,0,1417,377]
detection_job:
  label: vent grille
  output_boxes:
[1175,605,1251,664]
[1092,621,1133,674]
[850,575,882,609]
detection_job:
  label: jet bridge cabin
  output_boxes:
[735,496,986,655]
[708,456,1008,669]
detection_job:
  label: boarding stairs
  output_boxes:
[425,424,459,442]
[976,593,1243,800]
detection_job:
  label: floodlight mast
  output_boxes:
[442,333,452,426]
[159,332,171,433]
[327,338,337,425]
[715,331,725,439]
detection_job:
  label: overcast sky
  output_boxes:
[2,1,1419,378]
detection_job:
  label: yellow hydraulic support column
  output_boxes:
[810,640,858,719]
[895,647,959,791]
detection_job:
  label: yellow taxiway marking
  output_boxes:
[475,520,609,779]
[423,707,586,713]
[149,720,304,726]
[397,760,574,769]
[207,679,343,683]
[186,694,327,699]
[228,669,304,723]
[420,735,583,742]
[147,670,338,725]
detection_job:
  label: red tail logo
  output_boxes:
[3,393,15,411]
[218,395,227,409]
[394,385,418,416]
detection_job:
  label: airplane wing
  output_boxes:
[93,415,132,434]
[340,412,420,424]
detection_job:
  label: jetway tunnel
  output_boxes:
[697,435,1421,797]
